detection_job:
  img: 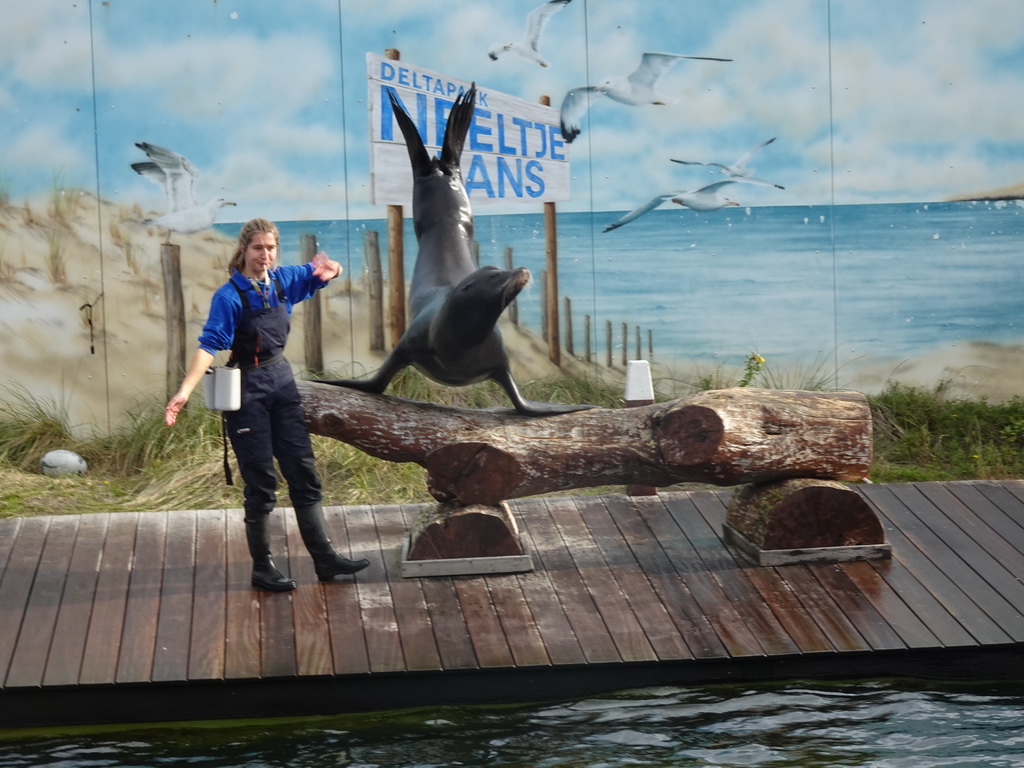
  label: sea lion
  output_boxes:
[324,84,594,416]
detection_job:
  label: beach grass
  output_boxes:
[1,374,1022,516]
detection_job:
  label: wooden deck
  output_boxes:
[1,480,1023,728]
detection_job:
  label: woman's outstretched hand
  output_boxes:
[165,392,188,426]
[311,251,342,281]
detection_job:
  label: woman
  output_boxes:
[165,218,368,591]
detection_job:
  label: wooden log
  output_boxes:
[727,478,883,549]
[724,478,890,565]
[299,383,872,507]
[406,502,524,560]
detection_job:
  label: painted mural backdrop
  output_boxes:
[2,0,1023,431]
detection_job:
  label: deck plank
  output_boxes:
[188,508,227,681]
[374,504,442,672]
[509,502,588,667]
[7,515,79,688]
[0,518,47,685]
[485,570,552,668]
[576,496,692,661]
[285,511,335,678]
[931,483,1024,577]
[322,505,371,676]
[886,483,1024,642]
[44,513,109,687]
[79,513,137,685]
[256,512,297,679]
[115,511,166,684]
[603,495,730,659]
[860,484,1014,645]
[647,494,767,658]
[224,513,262,680]
[519,499,623,664]
[689,493,836,654]
[545,497,658,663]
[152,510,196,682]
[680,492,804,656]
[346,504,405,673]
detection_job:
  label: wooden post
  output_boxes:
[365,230,385,351]
[621,322,628,366]
[540,268,548,341]
[540,94,560,367]
[385,48,406,349]
[564,296,574,356]
[387,207,405,349]
[544,200,559,366]
[160,243,186,401]
[504,246,518,325]
[635,326,641,361]
[584,314,592,362]
[605,320,612,367]
[301,233,323,374]
[648,329,653,360]
[625,360,658,497]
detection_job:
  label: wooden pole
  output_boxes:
[504,246,518,325]
[365,230,385,352]
[160,243,186,401]
[540,94,560,367]
[564,296,574,356]
[385,48,406,349]
[301,233,323,375]
[540,269,548,341]
[605,320,612,367]
[584,314,592,362]
[621,322,627,366]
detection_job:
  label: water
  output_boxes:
[221,199,1024,376]
[2,679,1023,767]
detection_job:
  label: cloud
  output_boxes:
[94,32,336,120]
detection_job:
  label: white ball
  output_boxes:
[40,449,88,476]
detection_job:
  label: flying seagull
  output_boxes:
[559,51,731,143]
[603,178,779,233]
[488,0,572,67]
[131,142,235,241]
[671,137,783,187]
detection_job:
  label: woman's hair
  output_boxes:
[228,218,279,272]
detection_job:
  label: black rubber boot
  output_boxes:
[295,504,369,580]
[245,516,296,592]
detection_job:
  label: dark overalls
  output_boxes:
[224,276,321,518]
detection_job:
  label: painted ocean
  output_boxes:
[222,199,1024,384]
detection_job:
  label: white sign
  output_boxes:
[368,52,570,206]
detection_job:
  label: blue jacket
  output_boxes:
[198,264,327,354]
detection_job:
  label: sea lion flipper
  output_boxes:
[439,84,477,170]
[387,89,432,174]
[490,368,599,417]
[321,348,409,394]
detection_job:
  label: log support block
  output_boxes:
[399,501,533,578]
[724,478,891,565]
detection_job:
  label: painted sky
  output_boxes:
[3,0,1023,222]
